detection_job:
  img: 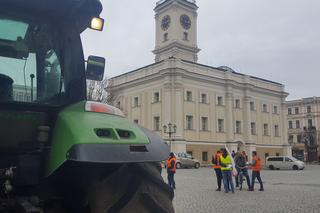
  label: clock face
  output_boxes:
[180,14,191,30]
[161,15,171,31]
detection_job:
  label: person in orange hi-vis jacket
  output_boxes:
[212,150,223,191]
[249,151,264,191]
[167,152,177,189]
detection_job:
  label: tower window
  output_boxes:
[183,32,188,41]
[163,33,168,41]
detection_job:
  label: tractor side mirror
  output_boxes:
[86,55,105,81]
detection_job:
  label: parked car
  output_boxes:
[176,153,200,169]
[266,156,305,170]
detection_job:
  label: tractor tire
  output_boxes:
[84,162,175,213]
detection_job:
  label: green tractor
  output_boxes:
[0,0,174,212]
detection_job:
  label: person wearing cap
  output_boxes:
[220,148,235,193]
[167,152,177,189]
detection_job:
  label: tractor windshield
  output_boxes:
[0,17,72,106]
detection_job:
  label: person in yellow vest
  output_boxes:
[211,150,222,191]
[167,152,177,189]
[249,151,264,191]
[220,148,235,193]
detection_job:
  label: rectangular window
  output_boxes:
[288,135,293,143]
[202,151,208,162]
[133,119,139,124]
[273,105,278,114]
[217,96,223,106]
[274,125,279,137]
[201,93,207,104]
[235,99,240,108]
[183,32,188,41]
[218,119,224,132]
[186,91,192,101]
[153,92,160,103]
[235,121,241,134]
[308,119,313,128]
[133,96,139,107]
[201,117,208,131]
[307,105,311,113]
[296,120,300,129]
[251,122,256,135]
[153,116,160,131]
[117,101,121,108]
[288,121,293,129]
[297,135,302,143]
[295,107,299,114]
[186,115,193,130]
[288,108,292,115]
[263,124,269,136]
[262,104,268,112]
[187,151,193,156]
[250,101,255,111]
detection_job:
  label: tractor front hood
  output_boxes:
[66,127,169,163]
[46,101,169,176]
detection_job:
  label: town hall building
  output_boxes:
[107,0,290,164]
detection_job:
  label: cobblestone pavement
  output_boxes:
[162,165,320,213]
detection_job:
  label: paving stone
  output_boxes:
[162,165,320,213]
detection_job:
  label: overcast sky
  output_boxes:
[81,0,320,100]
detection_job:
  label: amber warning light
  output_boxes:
[90,17,104,31]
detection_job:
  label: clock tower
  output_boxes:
[153,0,200,62]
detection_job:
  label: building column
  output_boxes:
[226,86,234,142]
[243,94,252,144]
[226,141,238,154]
[172,81,186,153]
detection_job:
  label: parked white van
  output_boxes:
[266,156,305,170]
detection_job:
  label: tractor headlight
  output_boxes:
[85,101,124,117]
[90,17,104,31]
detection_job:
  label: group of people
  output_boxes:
[165,149,264,193]
[212,148,264,193]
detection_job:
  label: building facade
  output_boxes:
[286,97,320,162]
[108,0,290,164]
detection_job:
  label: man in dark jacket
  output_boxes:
[212,150,223,191]
[234,152,251,190]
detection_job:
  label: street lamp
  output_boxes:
[163,123,177,152]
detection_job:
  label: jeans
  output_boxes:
[251,170,263,190]
[167,171,175,189]
[237,168,251,189]
[214,168,222,189]
[222,170,234,193]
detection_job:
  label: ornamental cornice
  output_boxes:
[153,41,200,54]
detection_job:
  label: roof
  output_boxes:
[111,58,284,87]
[155,0,197,10]
[181,60,283,86]
[110,60,164,80]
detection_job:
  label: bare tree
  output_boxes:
[87,78,109,103]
